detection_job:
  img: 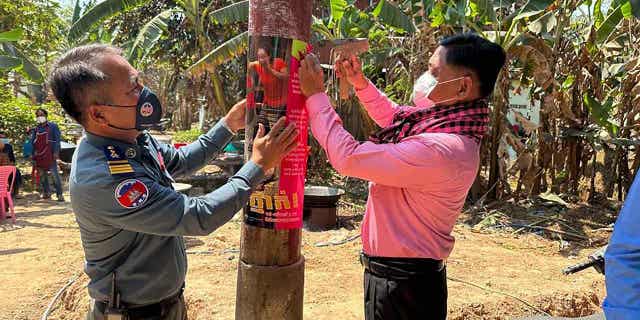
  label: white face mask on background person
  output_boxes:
[412,71,466,107]
[0,138,9,144]
[36,116,47,124]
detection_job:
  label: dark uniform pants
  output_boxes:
[361,253,448,320]
[86,294,187,320]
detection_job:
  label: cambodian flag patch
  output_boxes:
[114,179,149,209]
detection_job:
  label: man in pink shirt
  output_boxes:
[299,33,506,319]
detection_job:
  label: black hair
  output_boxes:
[439,33,507,98]
[48,44,122,123]
[36,108,48,117]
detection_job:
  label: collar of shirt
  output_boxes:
[85,132,145,162]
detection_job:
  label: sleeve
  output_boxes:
[157,118,234,178]
[77,161,264,236]
[6,144,15,163]
[604,172,640,320]
[274,58,287,71]
[354,79,405,128]
[51,123,61,154]
[306,92,451,189]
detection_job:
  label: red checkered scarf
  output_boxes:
[369,99,490,144]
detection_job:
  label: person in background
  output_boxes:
[604,169,640,320]
[248,45,289,132]
[30,108,64,201]
[299,33,506,319]
[0,131,22,199]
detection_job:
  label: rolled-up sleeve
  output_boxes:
[604,172,640,320]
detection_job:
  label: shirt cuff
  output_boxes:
[207,119,236,150]
[220,117,237,135]
[305,92,332,120]
[231,160,265,188]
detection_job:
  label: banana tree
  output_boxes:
[0,29,45,102]
[468,0,638,199]
[0,29,45,84]
[69,0,252,114]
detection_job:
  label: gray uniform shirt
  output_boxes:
[70,119,263,305]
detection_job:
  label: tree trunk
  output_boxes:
[236,1,313,319]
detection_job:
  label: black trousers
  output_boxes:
[362,253,448,320]
[87,292,187,320]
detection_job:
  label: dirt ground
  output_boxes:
[1,191,608,320]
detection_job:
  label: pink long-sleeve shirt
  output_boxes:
[305,81,481,259]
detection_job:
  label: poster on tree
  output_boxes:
[244,34,311,230]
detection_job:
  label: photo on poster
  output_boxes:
[244,35,309,230]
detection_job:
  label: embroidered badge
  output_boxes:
[140,102,154,117]
[114,179,149,209]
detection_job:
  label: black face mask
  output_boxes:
[102,86,163,131]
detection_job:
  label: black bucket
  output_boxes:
[303,186,345,209]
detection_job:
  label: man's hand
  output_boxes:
[299,54,326,97]
[251,117,298,172]
[335,55,368,91]
[224,99,246,133]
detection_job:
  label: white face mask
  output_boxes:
[412,71,465,107]
[36,116,47,124]
[0,138,9,144]
[412,72,438,107]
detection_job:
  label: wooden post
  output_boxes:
[236,1,312,319]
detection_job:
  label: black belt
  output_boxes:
[95,287,183,319]
[360,252,445,279]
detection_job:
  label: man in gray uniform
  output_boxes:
[48,44,298,319]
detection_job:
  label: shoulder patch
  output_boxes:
[103,145,134,176]
[114,179,149,209]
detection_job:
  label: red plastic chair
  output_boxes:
[0,166,16,223]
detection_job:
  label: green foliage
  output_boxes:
[330,0,349,23]
[188,31,248,72]
[128,9,178,63]
[583,94,620,136]
[0,0,67,72]
[373,0,416,34]
[0,99,70,146]
[0,29,22,42]
[209,0,248,25]
[596,4,626,44]
[68,0,152,42]
[173,127,202,143]
[0,43,44,83]
[382,73,412,105]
